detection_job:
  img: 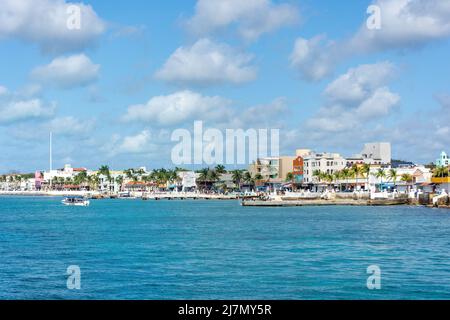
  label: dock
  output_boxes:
[241,198,410,207]
[142,194,238,201]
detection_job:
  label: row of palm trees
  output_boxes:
[0,174,34,187]
[310,165,415,191]
[433,166,450,178]
[0,174,33,183]
[96,166,185,191]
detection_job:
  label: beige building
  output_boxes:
[249,156,296,182]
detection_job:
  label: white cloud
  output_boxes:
[118,130,152,153]
[105,130,159,156]
[355,87,400,119]
[47,116,95,136]
[290,36,341,81]
[351,0,450,52]
[123,90,232,126]
[306,62,400,132]
[291,0,450,81]
[0,85,8,96]
[435,93,450,114]
[155,39,257,86]
[324,62,395,104]
[239,97,289,128]
[31,54,100,89]
[187,0,299,41]
[0,98,55,124]
[0,0,106,53]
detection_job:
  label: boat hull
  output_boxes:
[61,199,90,206]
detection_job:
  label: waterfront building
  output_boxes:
[303,152,347,184]
[432,153,450,192]
[346,142,391,166]
[0,174,36,191]
[365,165,433,192]
[292,149,312,185]
[391,159,415,168]
[214,173,236,191]
[34,171,43,190]
[292,156,304,184]
[436,151,449,167]
[249,156,296,183]
[42,164,87,183]
[124,181,156,192]
[177,171,199,192]
[96,170,126,193]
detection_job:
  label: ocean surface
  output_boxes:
[1,196,450,300]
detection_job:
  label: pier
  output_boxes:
[142,194,238,201]
[241,198,409,207]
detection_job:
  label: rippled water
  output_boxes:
[1,196,450,299]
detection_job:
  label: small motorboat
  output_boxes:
[62,196,90,206]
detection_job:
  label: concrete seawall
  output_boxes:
[242,198,410,207]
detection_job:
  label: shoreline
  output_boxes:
[0,190,99,197]
[1,190,449,209]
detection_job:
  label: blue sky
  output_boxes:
[0,0,449,173]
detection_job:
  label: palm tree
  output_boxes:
[349,167,357,191]
[401,173,413,192]
[214,165,226,174]
[373,168,387,191]
[312,170,322,183]
[286,172,294,182]
[341,168,350,191]
[231,170,243,191]
[98,165,110,178]
[388,168,398,190]
[74,170,87,188]
[208,170,220,184]
[254,173,263,191]
[324,173,333,186]
[51,176,58,190]
[352,164,363,191]
[124,169,134,179]
[361,164,371,190]
[198,168,210,191]
[433,166,448,178]
[14,175,22,189]
[243,171,256,191]
[285,172,295,190]
[333,171,343,191]
[115,175,124,192]
[87,174,100,191]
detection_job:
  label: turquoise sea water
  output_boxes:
[1,196,450,300]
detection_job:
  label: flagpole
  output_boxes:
[49,132,53,189]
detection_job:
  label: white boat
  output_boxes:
[118,191,137,199]
[62,196,90,206]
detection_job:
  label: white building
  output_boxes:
[347,142,391,166]
[367,165,432,192]
[97,171,126,193]
[303,152,347,184]
[177,171,199,191]
[43,164,87,182]
[436,151,449,167]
